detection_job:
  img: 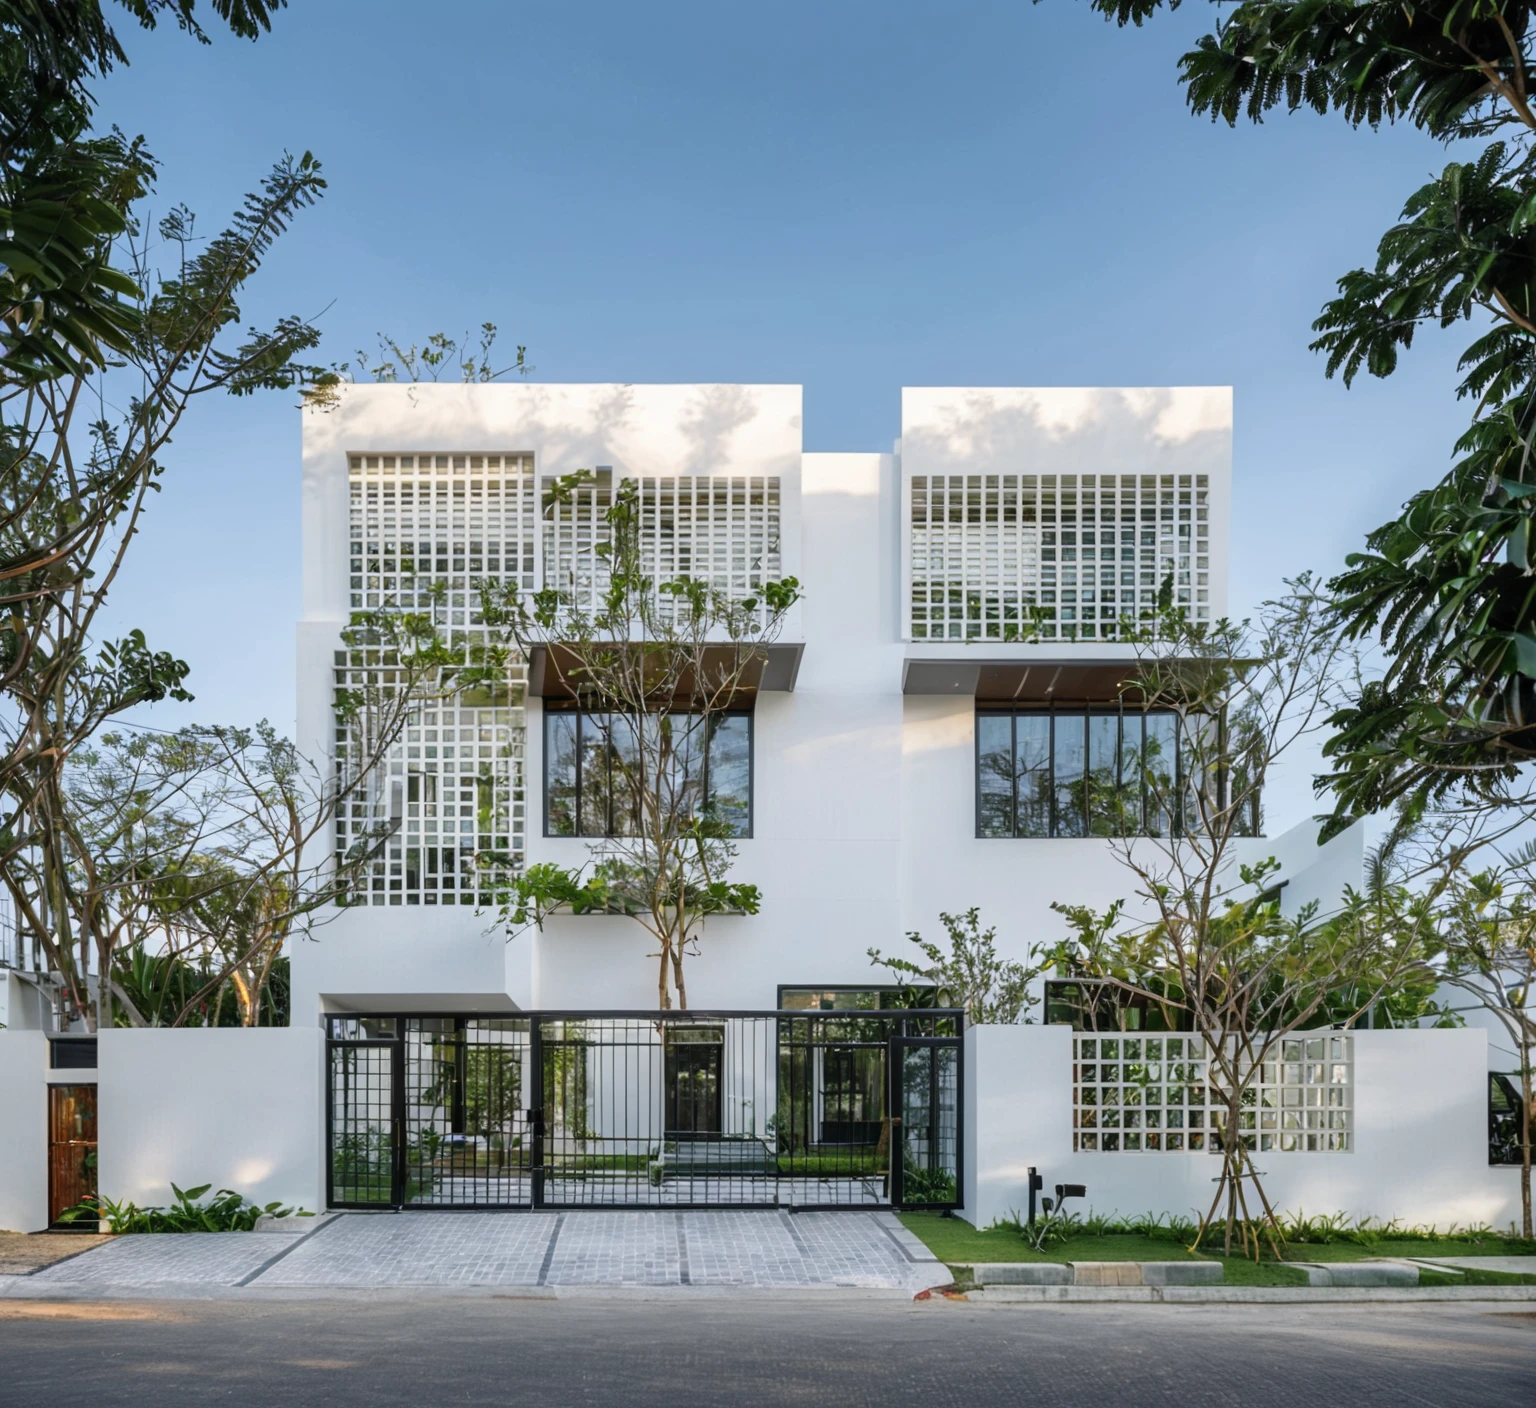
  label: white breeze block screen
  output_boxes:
[542,470,782,622]
[1072,1033,1353,1154]
[337,453,533,905]
[909,472,1210,642]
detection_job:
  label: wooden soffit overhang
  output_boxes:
[528,641,804,704]
[901,647,1147,704]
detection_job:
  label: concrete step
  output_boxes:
[1290,1260,1419,1287]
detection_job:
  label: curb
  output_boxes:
[944,1284,1536,1305]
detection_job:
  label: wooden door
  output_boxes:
[48,1084,97,1226]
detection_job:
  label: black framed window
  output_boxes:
[544,709,752,838]
[976,705,1256,839]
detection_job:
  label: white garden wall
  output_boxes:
[962,1025,1522,1233]
[0,1031,47,1231]
[96,1028,325,1215]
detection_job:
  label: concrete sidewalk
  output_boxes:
[0,1210,942,1295]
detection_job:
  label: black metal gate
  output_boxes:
[326,1009,963,1212]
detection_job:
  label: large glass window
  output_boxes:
[544,709,752,837]
[976,706,1256,838]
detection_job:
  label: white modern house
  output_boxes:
[293,380,1330,1017]
[0,382,1523,1233]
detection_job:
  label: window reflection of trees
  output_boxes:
[545,710,752,838]
[977,707,1255,839]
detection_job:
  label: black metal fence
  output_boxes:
[326,1009,963,1211]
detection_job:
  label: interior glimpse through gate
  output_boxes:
[326,1010,963,1211]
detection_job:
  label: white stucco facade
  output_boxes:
[292,382,1323,1018]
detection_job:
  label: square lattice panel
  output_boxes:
[908,472,1210,641]
[1072,1033,1352,1154]
[337,454,534,905]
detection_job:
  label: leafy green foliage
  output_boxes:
[61,1180,308,1233]
[869,907,1049,1024]
[1072,2,1536,839]
[0,2,292,383]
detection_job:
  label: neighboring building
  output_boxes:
[293,381,1357,1020]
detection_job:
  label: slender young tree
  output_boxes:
[481,470,799,1010]
[1049,583,1427,1259]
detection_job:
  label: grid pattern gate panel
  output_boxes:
[909,472,1210,641]
[339,454,533,904]
[1072,1033,1353,1154]
[328,1042,395,1206]
[325,1011,962,1211]
[402,1019,533,1207]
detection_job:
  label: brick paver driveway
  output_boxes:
[8,1211,941,1293]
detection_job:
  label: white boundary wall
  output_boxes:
[963,1025,1521,1232]
[97,1029,325,1215]
[0,1031,47,1230]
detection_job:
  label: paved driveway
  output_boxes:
[5,1211,940,1293]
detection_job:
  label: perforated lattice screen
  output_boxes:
[1072,1033,1353,1154]
[337,453,533,905]
[541,471,781,622]
[908,473,1210,641]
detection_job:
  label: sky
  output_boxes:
[91,0,1474,827]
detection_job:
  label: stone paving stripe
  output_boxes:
[778,1209,811,1257]
[27,1232,280,1287]
[537,1214,565,1287]
[234,1213,345,1287]
[676,1212,691,1286]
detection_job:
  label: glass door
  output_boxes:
[889,1038,961,1209]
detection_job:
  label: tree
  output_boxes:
[0,1,330,1024]
[0,152,331,1026]
[482,470,800,1010]
[1,2,293,586]
[868,908,1051,1024]
[1427,853,1536,1236]
[2,600,462,1030]
[1072,1,1536,828]
[301,322,532,408]
[1048,583,1426,1259]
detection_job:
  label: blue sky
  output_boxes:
[98,0,1469,797]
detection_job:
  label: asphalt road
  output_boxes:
[0,1295,1531,1406]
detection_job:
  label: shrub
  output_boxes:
[61,1182,310,1233]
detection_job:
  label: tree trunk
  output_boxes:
[671,942,688,1011]
[1522,1039,1533,1240]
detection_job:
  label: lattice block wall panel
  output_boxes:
[908,473,1211,641]
[541,471,782,621]
[1072,1033,1352,1154]
[635,475,781,620]
[338,453,532,904]
[540,468,613,616]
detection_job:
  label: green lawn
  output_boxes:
[896,1213,1536,1290]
